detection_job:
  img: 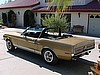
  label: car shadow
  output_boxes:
[8,48,95,75]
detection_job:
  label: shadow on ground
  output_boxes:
[8,48,95,75]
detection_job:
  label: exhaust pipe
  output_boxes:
[85,51,91,55]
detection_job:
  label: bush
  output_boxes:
[42,14,69,33]
[0,19,3,24]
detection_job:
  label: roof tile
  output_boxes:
[32,1,100,12]
[0,0,39,9]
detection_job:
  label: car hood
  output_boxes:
[3,32,21,36]
[54,37,93,46]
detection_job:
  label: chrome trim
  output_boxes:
[15,45,41,55]
[72,47,95,59]
[42,46,54,51]
[74,50,91,57]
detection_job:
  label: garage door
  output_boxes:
[88,14,100,36]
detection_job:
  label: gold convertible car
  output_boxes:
[3,27,95,65]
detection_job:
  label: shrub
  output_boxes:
[0,19,3,24]
[42,14,69,33]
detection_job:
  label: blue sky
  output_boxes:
[0,0,7,4]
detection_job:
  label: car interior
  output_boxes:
[22,27,73,40]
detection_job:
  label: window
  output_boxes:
[90,14,100,18]
[95,15,100,18]
[90,15,94,18]
[41,13,54,25]
[23,28,43,38]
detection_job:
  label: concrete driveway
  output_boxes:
[0,28,100,75]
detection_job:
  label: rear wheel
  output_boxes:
[6,40,15,51]
[42,49,58,65]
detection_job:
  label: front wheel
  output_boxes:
[42,49,58,65]
[6,40,15,51]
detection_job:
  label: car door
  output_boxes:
[17,34,38,52]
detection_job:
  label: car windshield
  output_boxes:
[40,28,73,40]
[22,27,73,39]
[21,27,45,38]
[29,28,44,32]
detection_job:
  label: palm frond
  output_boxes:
[49,0,73,12]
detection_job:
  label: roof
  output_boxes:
[69,0,100,12]
[0,0,40,9]
[32,0,100,12]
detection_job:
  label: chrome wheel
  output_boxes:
[42,49,58,65]
[44,51,53,63]
[6,40,15,51]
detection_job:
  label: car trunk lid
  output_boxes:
[55,37,92,46]
[55,37,95,54]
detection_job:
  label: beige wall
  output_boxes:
[0,7,42,27]
[71,12,88,33]
[0,8,32,27]
[71,12,100,33]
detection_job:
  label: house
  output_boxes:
[0,0,40,27]
[0,0,100,36]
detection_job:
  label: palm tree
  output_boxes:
[44,0,73,36]
[49,0,73,12]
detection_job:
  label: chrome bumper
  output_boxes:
[73,50,91,58]
[72,47,94,60]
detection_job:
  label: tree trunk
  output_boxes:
[58,28,61,37]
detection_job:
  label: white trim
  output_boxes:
[15,45,41,55]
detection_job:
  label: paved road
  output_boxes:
[0,28,100,75]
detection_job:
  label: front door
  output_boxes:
[17,36,37,51]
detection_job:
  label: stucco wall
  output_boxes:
[71,12,100,33]
[34,13,41,25]
[0,8,32,27]
[36,12,90,33]
[0,7,43,27]
[71,12,88,33]
[0,11,2,19]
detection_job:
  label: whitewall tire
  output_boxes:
[42,49,58,65]
[6,40,15,51]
